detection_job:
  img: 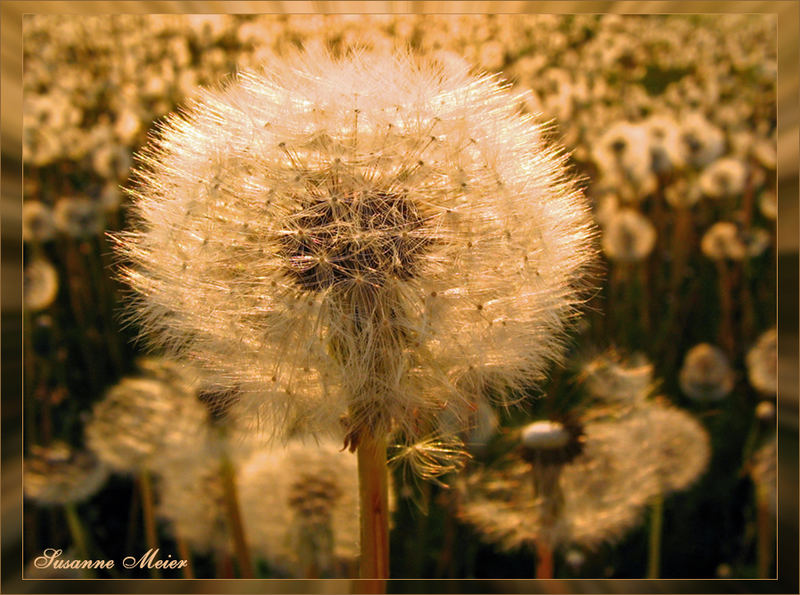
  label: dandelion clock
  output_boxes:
[115,49,597,580]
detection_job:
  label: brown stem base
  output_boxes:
[357,430,390,591]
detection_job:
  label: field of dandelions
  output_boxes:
[22,14,777,581]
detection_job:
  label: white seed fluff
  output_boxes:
[116,50,597,452]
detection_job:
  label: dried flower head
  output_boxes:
[24,257,59,311]
[238,437,361,577]
[24,442,108,506]
[85,360,210,473]
[23,201,56,243]
[116,50,597,459]
[746,328,777,395]
[53,197,105,238]
[458,415,657,552]
[601,209,656,262]
[698,157,748,199]
[679,343,734,402]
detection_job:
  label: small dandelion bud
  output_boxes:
[53,197,104,238]
[698,157,748,199]
[679,343,734,403]
[746,329,777,395]
[23,201,56,243]
[601,209,656,262]
[24,442,108,506]
[521,420,573,451]
[24,257,59,311]
[115,50,597,462]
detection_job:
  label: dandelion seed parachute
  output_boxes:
[115,50,597,459]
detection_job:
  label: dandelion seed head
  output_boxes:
[459,415,657,551]
[746,328,777,395]
[23,201,56,243]
[644,113,686,174]
[698,157,748,199]
[238,437,361,577]
[85,360,210,473]
[601,209,656,262]
[680,112,725,168]
[116,50,597,462]
[53,197,105,238]
[700,222,747,261]
[592,121,651,185]
[24,442,109,506]
[679,343,734,403]
[621,401,710,494]
[24,258,59,311]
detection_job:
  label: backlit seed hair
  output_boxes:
[115,50,597,459]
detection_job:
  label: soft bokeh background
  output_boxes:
[2,2,798,593]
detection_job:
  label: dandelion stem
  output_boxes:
[175,533,195,578]
[535,540,554,579]
[64,503,94,577]
[219,455,254,578]
[139,469,161,579]
[125,477,140,558]
[716,260,736,358]
[357,429,390,589]
[646,493,664,578]
[536,539,553,578]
